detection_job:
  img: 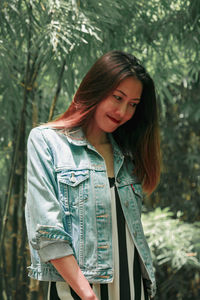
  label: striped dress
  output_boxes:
[48,178,149,300]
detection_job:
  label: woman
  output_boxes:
[25,50,161,300]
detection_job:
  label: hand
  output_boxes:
[82,296,99,300]
[82,290,99,300]
[51,256,99,300]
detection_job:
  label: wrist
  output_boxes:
[82,295,97,300]
[81,288,97,300]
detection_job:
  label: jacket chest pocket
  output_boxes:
[57,170,89,211]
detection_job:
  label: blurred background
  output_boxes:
[0,0,200,299]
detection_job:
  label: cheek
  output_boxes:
[94,104,105,119]
[124,108,136,122]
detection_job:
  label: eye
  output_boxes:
[129,102,138,108]
[113,95,122,101]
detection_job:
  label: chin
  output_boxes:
[102,127,118,133]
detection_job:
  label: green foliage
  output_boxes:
[150,78,200,222]
[143,208,200,299]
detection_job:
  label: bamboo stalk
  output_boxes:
[11,178,20,291]
[2,245,10,299]
[29,279,40,300]
[48,58,66,121]
[0,120,23,300]
[0,123,22,252]
[0,3,33,299]
[15,117,28,300]
[16,217,28,300]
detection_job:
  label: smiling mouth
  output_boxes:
[107,115,120,124]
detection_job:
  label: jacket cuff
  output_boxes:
[38,242,74,262]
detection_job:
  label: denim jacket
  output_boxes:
[25,126,156,298]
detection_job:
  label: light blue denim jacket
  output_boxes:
[25,126,156,298]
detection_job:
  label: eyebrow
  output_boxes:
[116,89,141,101]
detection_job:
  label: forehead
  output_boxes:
[115,77,143,98]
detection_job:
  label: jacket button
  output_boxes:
[116,178,121,183]
[70,173,76,183]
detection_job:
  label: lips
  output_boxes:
[107,114,121,124]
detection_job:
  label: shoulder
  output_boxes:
[27,126,77,167]
[27,125,84,155]
[27,126,69,160]
[28,125,69,146]
[28,125,57,139]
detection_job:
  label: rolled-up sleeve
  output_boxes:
[25,127,74,262]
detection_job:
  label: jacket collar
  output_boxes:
[61,127,88,146]
[61,127,124,159]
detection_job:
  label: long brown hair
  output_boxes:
[49,50,161,194]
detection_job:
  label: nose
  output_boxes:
[115,103,127,119]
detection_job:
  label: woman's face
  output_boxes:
[92,77,143,134]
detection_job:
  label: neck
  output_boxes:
[84,125,109,146]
